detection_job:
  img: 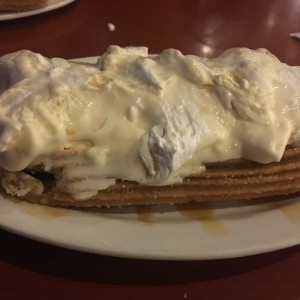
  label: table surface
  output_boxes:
[1,0,300,299]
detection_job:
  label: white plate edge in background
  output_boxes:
[0,0,76,21]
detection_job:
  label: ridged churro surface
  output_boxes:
[14,144,300,207]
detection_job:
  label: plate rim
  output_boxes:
[1,193,300,260]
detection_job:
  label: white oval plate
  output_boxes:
[1,192,300,260]
[0,56,300,260]
[0,0,76,21]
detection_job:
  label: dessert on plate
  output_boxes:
[0,45,299,207]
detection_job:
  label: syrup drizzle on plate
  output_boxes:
[135,203,228,237]
[280,200,300,227]
[176,203,228,237]
[135,205,154,223]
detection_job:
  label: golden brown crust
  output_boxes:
[11,144,300,207]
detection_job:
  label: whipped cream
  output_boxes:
[0,46,299,200]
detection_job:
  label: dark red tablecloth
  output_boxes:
[1,0,300,299]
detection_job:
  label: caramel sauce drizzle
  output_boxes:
[135,202,228,237]
[280,200,300,227]
[135,205,154,223]
[176,203,228,237]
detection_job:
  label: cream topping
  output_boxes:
[0,46,299,199]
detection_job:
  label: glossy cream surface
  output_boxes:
[0,46,299,199]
